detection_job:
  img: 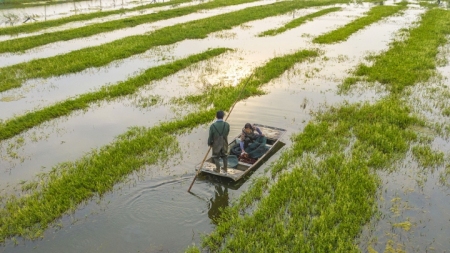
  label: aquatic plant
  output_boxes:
[258,7,341,37]
[0,0,341,92]
[313,3,407,44]
[0,48,230,142]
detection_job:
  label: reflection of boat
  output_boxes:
[196,124,287,181]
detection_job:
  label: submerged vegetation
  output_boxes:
[313,3,407,44]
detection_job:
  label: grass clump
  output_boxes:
[0,0,191,36]
[0,47,318,243]
[0,48,230,142]
[412,145,444,168]
[258,7,341,37]
[313,3,407,44]
[0,0,341,92]
[0,0,259,53]
[342,8,450,93]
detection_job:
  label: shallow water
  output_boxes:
[1,1,449,252]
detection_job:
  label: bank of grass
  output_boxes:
[0,0,191,36]
[0,48,318,242]
[0,0,342,93]
[341,8,450,93]
[313,2,407,44]
[0,0,259,53]
[258,7,341,37]
[0,48,230,142]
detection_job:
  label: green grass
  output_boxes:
[313,3,407,44]
[412,145,444,168]
[258,7,341,37]
[0,0,342,93]
[0,0,259,53]
[0,0,191,35]
[341,8,450,93]
[0,48,230,142]
[0,48,318,243]
[342,9,450,92]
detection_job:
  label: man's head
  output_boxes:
[244,123,252,133]
[216,110,225,119]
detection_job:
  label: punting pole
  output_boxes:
[187,73,254,192]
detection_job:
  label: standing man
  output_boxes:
[208,110,230,173]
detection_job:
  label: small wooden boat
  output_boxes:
[196,123,286,181]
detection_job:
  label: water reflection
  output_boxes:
[208,183,229,225]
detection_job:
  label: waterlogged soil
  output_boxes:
[1,1,450,252]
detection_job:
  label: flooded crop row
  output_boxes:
[0,0,449,252]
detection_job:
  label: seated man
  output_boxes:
[239,123,268,159]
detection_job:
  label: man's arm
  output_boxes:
[255,126,263,135]
[208,125,214,146]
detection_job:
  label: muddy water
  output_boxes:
[1,2,450,252]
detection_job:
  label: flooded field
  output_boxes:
[0,0,449,252]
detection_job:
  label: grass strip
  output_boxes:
[0,49,318,242]
[341,8,450,93]
[198,97,420,252]
[0,0,259,53]
[0,0,191,36]
[313,3,407,44]
[0,48,230,142]
[0,0,341,93]
[258,7,341,37]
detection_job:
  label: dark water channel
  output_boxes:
[1,1,450,252]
